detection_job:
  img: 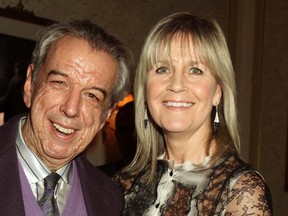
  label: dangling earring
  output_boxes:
[213,106,219,131]
[144,106,149,129]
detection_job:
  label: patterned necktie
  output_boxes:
[38,172,61,216]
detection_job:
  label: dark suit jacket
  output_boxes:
[0,113,123,216]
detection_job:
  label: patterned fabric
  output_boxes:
[114,154,273,216]
[38,172,61,216]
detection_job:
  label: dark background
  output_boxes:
[0,33,34,121]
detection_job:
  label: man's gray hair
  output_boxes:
[31,19,132,107]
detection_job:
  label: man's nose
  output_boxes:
[59,89,81,118]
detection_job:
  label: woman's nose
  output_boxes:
[167,72,186,93]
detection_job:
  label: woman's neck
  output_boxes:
[164,132,216,164]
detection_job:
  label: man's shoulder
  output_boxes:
[75,154,122,192]
[75,155,123,214]
[0,113,25,152]
[0,113,26,133]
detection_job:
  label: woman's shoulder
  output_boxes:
[212,153,270,192]
[212,153,273,215]
[210,153,253,182]
[225,170,273,215]
[232,170,270,190]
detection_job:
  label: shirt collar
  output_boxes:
[157,152,212,172]
[16,116,72,185]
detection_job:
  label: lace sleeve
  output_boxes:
[112,172,136,194]
[225,171,273,215]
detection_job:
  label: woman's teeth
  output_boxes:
[164,101,193,107]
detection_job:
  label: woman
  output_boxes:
[114,12,272,215]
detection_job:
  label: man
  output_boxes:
[0,20,132,215]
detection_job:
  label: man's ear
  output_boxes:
[107,104,117,119]
[23,64,34,108]
[99,104,117,129]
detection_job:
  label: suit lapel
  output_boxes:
[0,114,26,215]
[76,155,106,216]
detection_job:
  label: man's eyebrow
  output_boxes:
[92,86,108,99]
[47,70,68,78]
[47,70,108,98]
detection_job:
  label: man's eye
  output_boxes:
[87,93,98,101]
[50,80,67,88]
[86,92,105,104]
[51,80,64,85]
[189,68,203,75]
[156,67,169,74]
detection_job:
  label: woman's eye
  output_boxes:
[156,67,169,74]
[189,68,203,75]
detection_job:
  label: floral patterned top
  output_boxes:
[113,153,272,216]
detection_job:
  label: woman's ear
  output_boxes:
[213,84,222,106]
[23,64,34,108]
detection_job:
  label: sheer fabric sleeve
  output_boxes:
[225,171,273,215]
[112,172,136,194]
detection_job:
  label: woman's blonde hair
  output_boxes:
[124,12,239,184]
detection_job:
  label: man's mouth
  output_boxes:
[163,101,194,107]
[53,123,75,135]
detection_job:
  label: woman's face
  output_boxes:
[146,36,222,138]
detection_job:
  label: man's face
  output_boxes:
[22,36,117,170]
